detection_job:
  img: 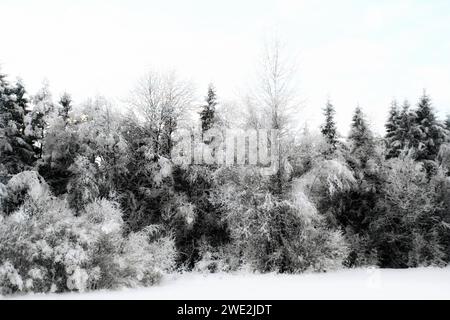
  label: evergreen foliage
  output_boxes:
[385,100,402,159]
[348,106,375,167]
[199,84,218,134]
[321,100,339,155]
[0,73,37,174]
[410,93,447,162]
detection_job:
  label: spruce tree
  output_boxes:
[199,84,217,133]
[348,106,375,165]
[396,100,415,153]
[385,100,402,159]
[385,100,399,139]
[0,74,36,174]
[321,99,338,154]
[446,114,450,131]
[410,92,447,161]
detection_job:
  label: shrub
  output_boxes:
[1,171,50,215]
[213,167,349,273]
[193,239,238,273]
[0,173,176,295]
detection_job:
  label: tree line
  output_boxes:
[1,59,449,295]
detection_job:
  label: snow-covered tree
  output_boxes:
[128,70,194,157]
[321,99,339,155]
[66,156,101,211]
[116,115,175,231]
[75,97,129,196]
[2,48,450,298]
[39,96,128,199]
[58,92,72,123]
[199,84,218,134]
[167,164,229,268]
[212,167,349,273]
[37,95,78,195]
[371,155,447,267]
[0,74,36,174]
[409,92,448,162]
[332,107,384,266]
[348,106,375,166]
[395,100,415,154]
[246,38,300,193]
[286,126,326,177]
[27,81,55,159]
[385,100,402,159]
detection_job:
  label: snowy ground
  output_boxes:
[4,267,450,300]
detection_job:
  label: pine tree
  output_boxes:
[199,84,217,133]
[385,100,402,159]
[348,106,375,164]
[446,114,450,131]
[321,99,338,154]
[0,74,36,174]
[410,92,447,161]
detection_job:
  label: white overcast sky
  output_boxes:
[1,0,450,134]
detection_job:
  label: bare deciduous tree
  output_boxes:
[128,70,195,156]
[243,37,301,192]
[245,37,300,136]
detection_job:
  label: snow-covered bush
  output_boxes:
[239,197,348,273]
[115,225,176,287]
[294,159,356,203]
[213,167,349,273]
[1,196,94,294]
[1,171,50,215]
[0,175,176,295]
[0,261,24,294]
[407,231,446,268]
[343,229,379,267]
[193,240,238,273]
